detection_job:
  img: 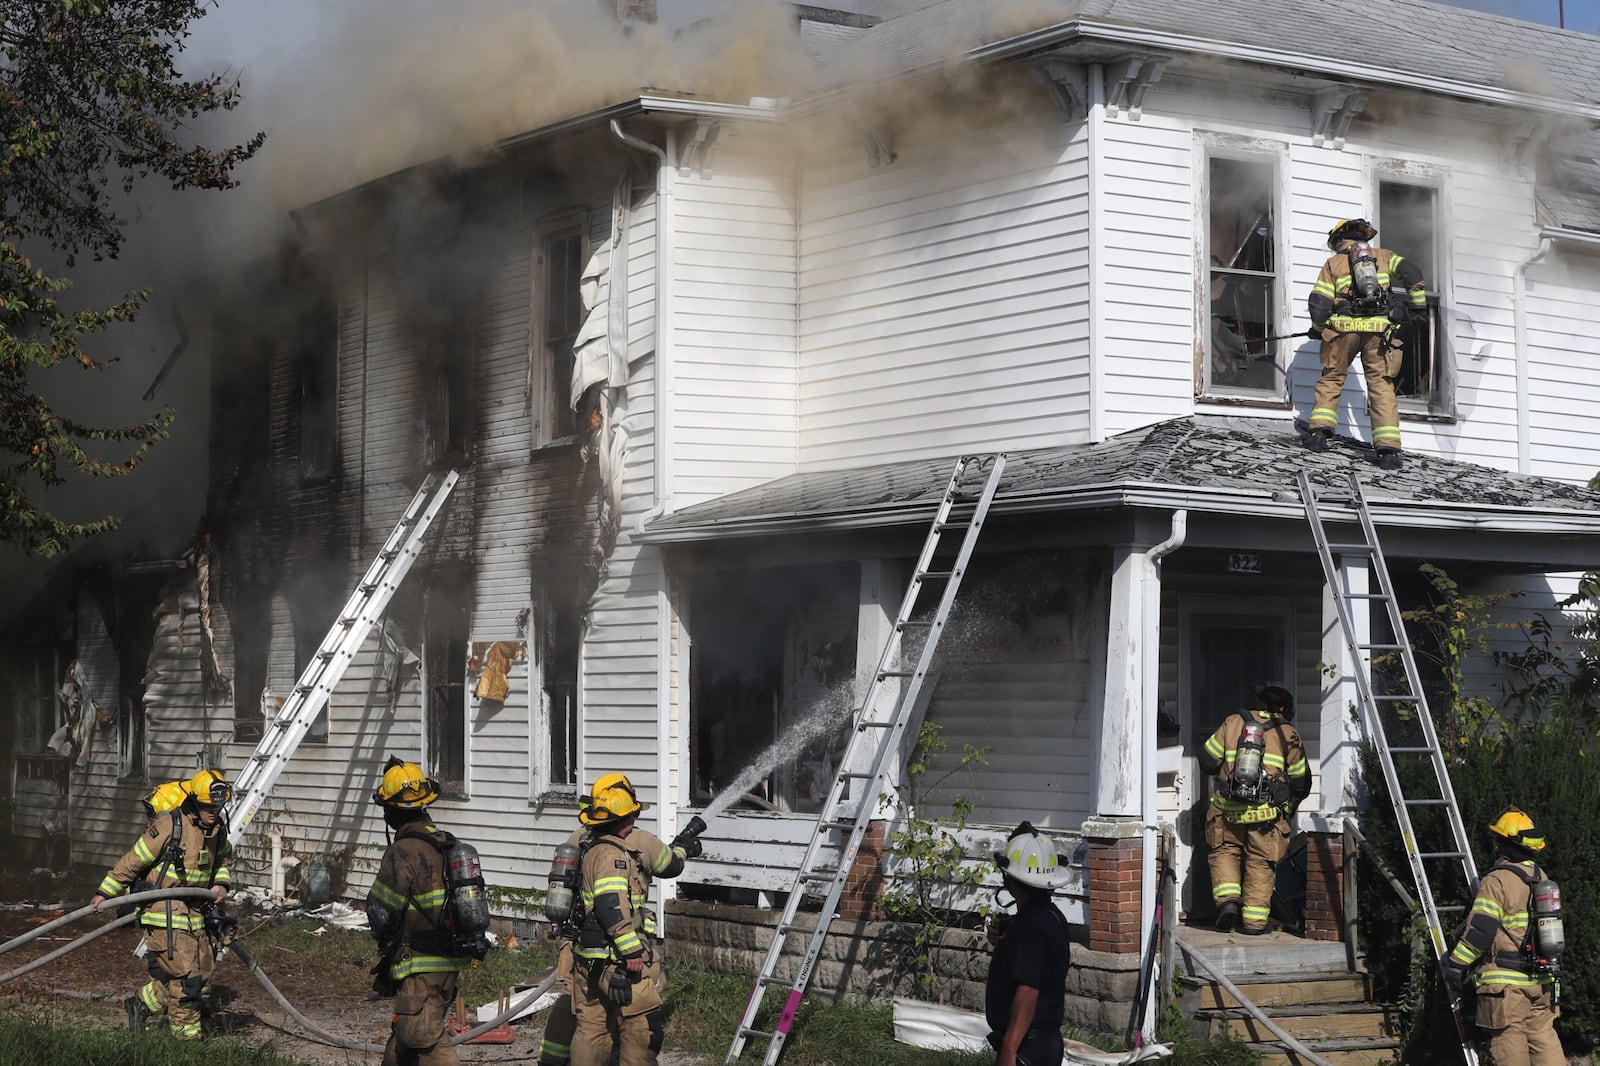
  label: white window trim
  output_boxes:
[1369,160,1456,420]
[421,583,471,800]
[529,209,591,450]
[1193,133,1292,404]
[528,587,580,803]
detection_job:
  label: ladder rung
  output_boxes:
[1326,542,1375,553]
[1402,797,1449,805]
[878,669,917,678]
[1437,904,1466,914]
[1344,592,1387,600]
[758,975,796,988]
[1373,694,1415,701]
[739,1028,776,1040]
[856,720,895,729]
[817,818,855,832]
[797,870,837,883]
[1389,747,1436,755]
[317,650,337,660]
[1318,494,1354,504]
[897,620,933,629]
[836,771,874,780]
[1359,643,1403,651]
[918,570,955,580]
[1419,851,1469,860]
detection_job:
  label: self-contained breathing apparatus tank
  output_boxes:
[443,838,491,958]
[1347,242,1386,314]
[1530,879,1565,972]
[1231,722,1267,801]
[544,840,582,927]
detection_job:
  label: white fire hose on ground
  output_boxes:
[0,887,557,1053]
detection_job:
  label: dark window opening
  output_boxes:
[536,227,584,443]
[297,302,338,481]
[230,600,269,743]
[424,570,471,796]
[534,570,582,792]
[689,563,859,814]
[291,591,338,745]
[112,577,162,781]
[421,316,473,467]
[1378,181,1446,409]
[1206,156,1280,395]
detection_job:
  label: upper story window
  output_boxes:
[1377,180,1449,416]
[533,216,587,446]
[420,313,474,467]
[297,302,338,481]
[1204,154,1282,398]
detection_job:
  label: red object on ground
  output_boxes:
[448,1014,516,1044]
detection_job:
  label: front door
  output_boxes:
[1178,608,1291,921]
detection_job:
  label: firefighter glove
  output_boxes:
[1266,777,1293,806]
[1306,325,1324,340]
[605,965,634,1007]
[1442,960,1466,1000]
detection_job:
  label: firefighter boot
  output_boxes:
[125,995,153,1033]
[1305,428,1332,453]
[1214,900,1242,933]
[1375,449,1403,472]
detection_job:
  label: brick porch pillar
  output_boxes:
[1301,830,1344,942]
[1082,819,1145,954]
[837,819,887,920]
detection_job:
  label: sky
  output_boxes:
[1440,0,1600,34]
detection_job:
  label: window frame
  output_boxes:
[1195,137,1292,405]
[290,605,332,746]
[530,578,581,802]
[530,211,590,449]
[422,568,472,798]
[1373,166,1454,420]
[296,300,339,482]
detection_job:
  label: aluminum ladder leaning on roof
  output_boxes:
[227,469,461,844]
[1297,469,1481,1066]
[724,454,1007,1066]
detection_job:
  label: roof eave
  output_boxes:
[1541,224,1600,248]
[638,481,1600,543]
[968,19,1600,122]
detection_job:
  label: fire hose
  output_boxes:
[1172,933,1336,1066]
[0,887,559,1052]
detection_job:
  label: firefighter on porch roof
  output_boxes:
[1199,684,1311,935]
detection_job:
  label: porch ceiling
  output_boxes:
[639,416,1600,559]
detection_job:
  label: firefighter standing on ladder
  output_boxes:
[1443,808,1566,1066]
[1304,218,1428,471]
[1199,684,1311,935]
[90,769,235,1040]
[559,773,702,1066]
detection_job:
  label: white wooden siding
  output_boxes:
[672,127,798,507]
[1527,251,1600,483]
[796,108,1092,468]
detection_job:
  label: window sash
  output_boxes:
[1204,154,1281,396]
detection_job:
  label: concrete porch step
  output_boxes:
[1198,1001,1396,1042]
[1176,926,1350,977]
[1181,971,1372,1010]
[1244,1035,1405,1066]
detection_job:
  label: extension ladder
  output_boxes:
[725,454,1006,1065]
[1298,470,1481,1066]
[229,469,461,841]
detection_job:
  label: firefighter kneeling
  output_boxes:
[544,773,702,1066]
[1199,684,1311,935]
[1443,808,1565,1066]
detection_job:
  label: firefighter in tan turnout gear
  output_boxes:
[1305,218,1428,471]
[366,756,490,1066]
[560,772,703,1066]
[1199,685,1311,935]
[1443,808,1565,1066]
[90,768,235,1040]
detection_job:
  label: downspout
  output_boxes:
[1512,235,1551,476]
[610,118,679,934]
[1139,509,1186,1041]
[1087,64,1105,443]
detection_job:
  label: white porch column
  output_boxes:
[853,559,902,820]
[1095,542,1148,818]
[1319,555,1371,819]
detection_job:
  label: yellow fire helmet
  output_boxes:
[1489,807,1546,854]
[188,769,234,809]
[1327,217,1377,249]
[579,772,649,826]
[373,756,441,810]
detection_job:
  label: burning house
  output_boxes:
[9,0,1600,1040]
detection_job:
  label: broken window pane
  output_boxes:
[424,571,471,795]
[535,226,584,444]
[297,302,338,481]
[421,315,473,466]
[1206,156,1279,395]
[689,563,859,815]
[1379,181,1444,407]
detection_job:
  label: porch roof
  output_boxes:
[638,416,1600,544]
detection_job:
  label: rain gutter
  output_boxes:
[637,481,1600,542]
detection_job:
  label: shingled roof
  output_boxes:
[640,416,1600,541]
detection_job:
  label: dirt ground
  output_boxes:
[0,875,711,1064]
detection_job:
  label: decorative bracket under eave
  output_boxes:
[677,118,729,177]
[1104,53,1169,120]
[1311,88,1369,150]
[1033,59,1088,123]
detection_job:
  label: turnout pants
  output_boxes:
[1205,806,1289,933]
[137,926,215,1040]
[570,957,665,1066]
[383,971,461,1066]
[539,944,579,1065]
[1475,983,1563,1066]
[1309,331,1402,451]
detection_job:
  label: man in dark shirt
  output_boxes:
[987,822,1071,1066]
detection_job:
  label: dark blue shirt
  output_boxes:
[985,897,1070,1036]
